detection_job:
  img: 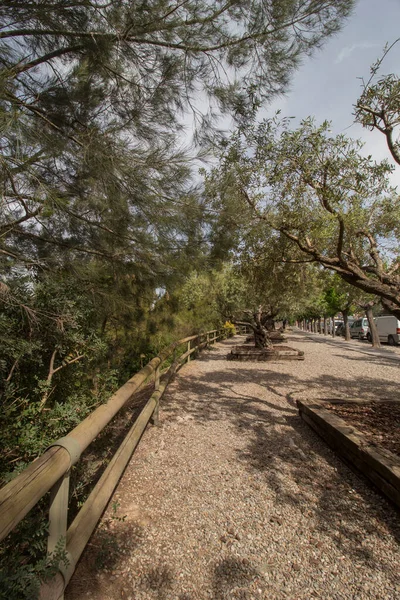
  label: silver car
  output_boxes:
[350,318,369,339]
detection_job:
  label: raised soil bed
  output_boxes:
[325,400,400,458]
[229,345,304,361]
[297,399,400,509]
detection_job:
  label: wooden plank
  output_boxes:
[298,401,400,486]
[300,412,400,506]
[69,357,160,453]
[298,400,400,508]
[319,398,400,405]
[0,328,221,546]
[41,378,174,599]
[0,447,70,542]
[179,346,198,362]
[66,396,157,580]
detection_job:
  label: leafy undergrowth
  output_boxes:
[0,380,154,600]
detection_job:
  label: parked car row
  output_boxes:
[321,320,344,335]
[338,315,400,345]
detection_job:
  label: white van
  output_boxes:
[373,315,400,345]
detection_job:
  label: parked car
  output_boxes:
[334,320,344,335]
[371,315,400,345]
[322,318,342,334]
[336,317,355,336]
[350,318,369,339]
[336,323,344,336]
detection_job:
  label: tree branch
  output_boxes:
[40,350,85,410]
[5,358,19,383]
[4,45,83,77]
[356,229,384,277]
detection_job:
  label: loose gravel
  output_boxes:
[66,332,400,600]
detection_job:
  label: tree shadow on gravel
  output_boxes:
[294,333,400,358]
[311,373,400,402]
[66,519,144,600]
[212,557,259,600]
[161,361,400,584]
[141,564,175,599]
[332,353,400,368]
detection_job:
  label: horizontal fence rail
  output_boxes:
[0,325,249,599]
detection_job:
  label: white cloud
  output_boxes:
[335,42,380,64]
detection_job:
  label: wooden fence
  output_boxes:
[0,325,249,599]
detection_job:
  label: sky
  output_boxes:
[262,0,400,186]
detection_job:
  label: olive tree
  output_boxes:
[206,117,400,319]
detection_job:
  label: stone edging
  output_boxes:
[297,400,400,509]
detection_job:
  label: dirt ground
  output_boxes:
[325,401,400,457]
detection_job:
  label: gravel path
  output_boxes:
[67,332,400,600]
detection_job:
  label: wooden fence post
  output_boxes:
[45,436,81,597]
[47,473,70,600]
[154,364,160,391]
[151,364,160,426]
[1,326,226,598]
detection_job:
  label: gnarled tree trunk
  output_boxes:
[253,307,274,349]
[342,309,351,341]
[366,306,381,348]
[235,306,274,349]
[253,325,273,349]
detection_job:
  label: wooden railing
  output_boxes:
[0,326,246,599]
